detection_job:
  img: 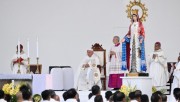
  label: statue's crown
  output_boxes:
[132,9,139,15]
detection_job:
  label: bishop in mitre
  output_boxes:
[75,49,102,90]
[149,42,169,89]
[11,44,28,74]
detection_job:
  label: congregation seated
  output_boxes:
[141,94,149,102]
[94,95,103,102]
[113,91,125,102]
[105,91,113,102]
[88,85,101,102]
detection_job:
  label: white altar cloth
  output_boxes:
[121,77,152,99]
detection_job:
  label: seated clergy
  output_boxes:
[75,48,102,90]
[11,44,28,74]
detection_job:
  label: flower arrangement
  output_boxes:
[119,85,137,96]
[119,84,137,102]
[2,81,23,102]
[2,83,20,96]
[152,86,167,94]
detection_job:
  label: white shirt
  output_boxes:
[65,99,77,102]
[0,99,7,102]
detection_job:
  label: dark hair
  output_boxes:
[141,94,149,102]
[105,91,113,100]
[19,84,32,101]
[20,85,32,93]
[113,91,125,102]
[161,94,167,102]
[66,88,77,99]
[129,92,135,100]
[48,90,56,98]
[41,90,50,100]
[151,92,161,102]
[63,91,68,101]
[88,93,93,99]
[91,85,100,95]
[22,90,32,100]
[135,90,142,101]
[94,95,103,102]
[0,90,4,99]
[131,14,139,22]
[174,88,180,100]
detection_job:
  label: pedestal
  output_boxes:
[121,77,152,98]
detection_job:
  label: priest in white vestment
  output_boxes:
[11,44,28,74]
[75,49,102,90]
[108,36,127,89]
[149,42,169,89]
[169,55,180,101]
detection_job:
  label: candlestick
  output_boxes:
[17,39,21,74]
[27,57,30,74]
[35,57,39,74]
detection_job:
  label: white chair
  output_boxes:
[50,68,63,90]
[63,68,74,90]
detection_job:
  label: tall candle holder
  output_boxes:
[35,57,39,74]
[26,57,30,74]
[17,57,21,74]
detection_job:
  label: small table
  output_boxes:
[121,77,152,98]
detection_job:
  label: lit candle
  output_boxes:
[18,40,20,58]
[27,38,30,57]
[12,80,14,89]
[36,37,39,58]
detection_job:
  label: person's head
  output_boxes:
[94,95,103,102]
[178,56,180,62]
[154,42,161,51]
[113,91,125,102]
[41,90,51,101]
[16,44,23,52]
[0,90,5,99]
[91,85,100,96]
[141,94,149,102]
[20,84,32,93]
[66,88,77,100]
[173,88,180,101]
[113,36,120,45]
[87,49,94,57]
[135,90,142,101]
[19,84,32,101]
[62,91,68,101]
[161,94,167,102]
[129,92,135,100]
[22,90,32,101]
[88,93,93,99]
[105,91,113,101]
[32,94,42,102]
[48,90,56,99]
[151,92,162,102]
[132,14,138,22]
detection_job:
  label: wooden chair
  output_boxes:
[91,43,106,90]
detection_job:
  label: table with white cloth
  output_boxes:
[0,74,52,95]
[121,77,152,98]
